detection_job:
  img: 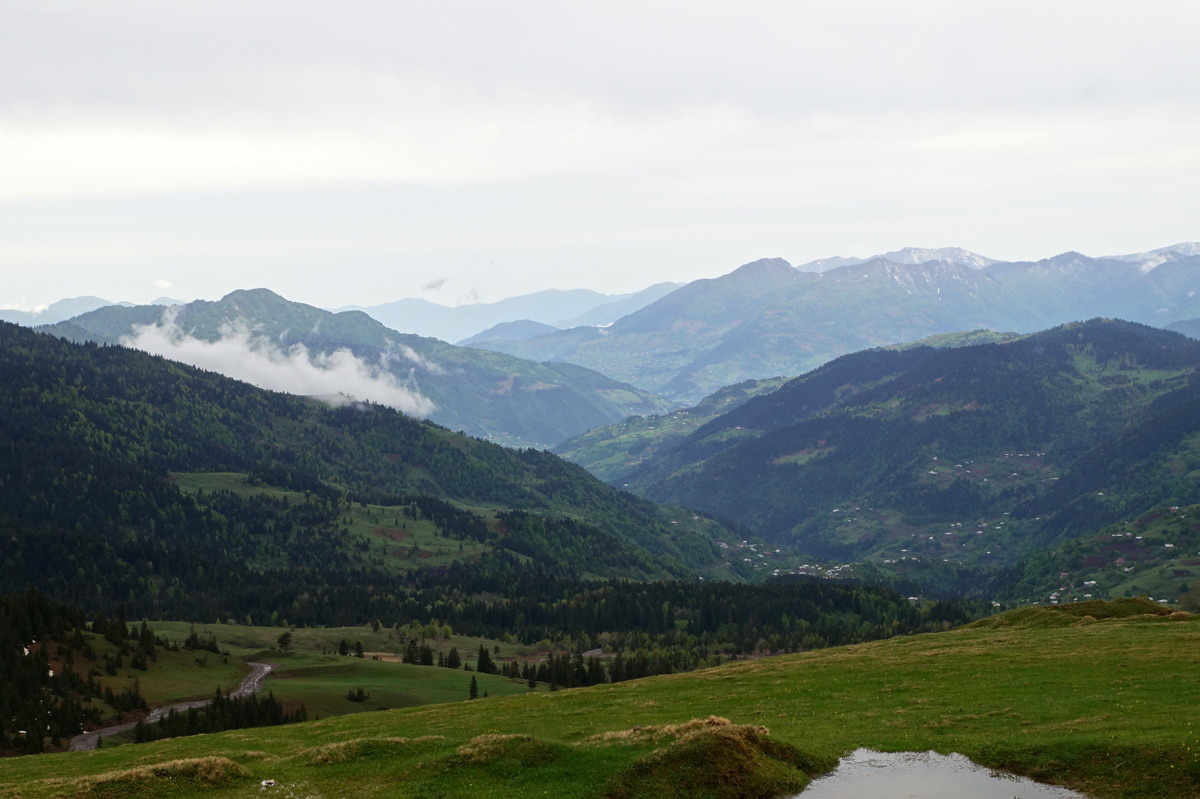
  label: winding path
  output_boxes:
[68,662,273,751]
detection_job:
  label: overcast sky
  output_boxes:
[2,1,1198,310]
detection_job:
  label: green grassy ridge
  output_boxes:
[6,600,1198,798]
[253,654,533,720]
[969,595,1179,627]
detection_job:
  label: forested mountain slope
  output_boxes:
[553,376,791,483]
[0,322,740,621]
[555,330,1018,483]
[621,320,1200,586]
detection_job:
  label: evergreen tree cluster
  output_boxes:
[0,588,147,753]
[133,688,305,743]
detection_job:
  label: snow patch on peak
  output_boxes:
[795,255,866,273]
[878,247,998,269]
[1105,242,1200,271]
[798,247,998,272]
[1161,242,1200,256]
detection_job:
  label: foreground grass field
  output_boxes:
[5,599,1198,798]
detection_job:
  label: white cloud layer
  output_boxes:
[1,1,1197,308]
[121,314,436,417]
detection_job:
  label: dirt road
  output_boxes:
[68,661,273,751]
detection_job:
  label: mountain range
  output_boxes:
[38,289,674,449]
[554,329,1019,483]
[795,246,1002,272]
[605,319,1200,596]
[339,282,681,344]
[469,245,1200,403]
[0,296,128,326]
[13,244,1200,414]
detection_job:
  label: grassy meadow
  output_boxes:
[91,620,537,731]
[170,472,494,572]
[6,599,1198,798]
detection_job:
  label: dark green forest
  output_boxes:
[0,320,741,595]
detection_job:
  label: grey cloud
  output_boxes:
[3,2,1198,122]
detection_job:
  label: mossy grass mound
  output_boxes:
[600,717,835,799]
[299,735,444,765]
[64,757,247,798]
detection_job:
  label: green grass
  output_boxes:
[259,653,534,719]
[170,472,494,573]
[8,599,1199,798]
[71,621,544,740]
[118,649,247,706]
[150,620,541,665]
[43,631,247,720]
[169,472,301,501]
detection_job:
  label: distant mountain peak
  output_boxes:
[798,247,998,272]
[1108,242,1200,261]
[1158,242,1200,256]
[223,287,288,303]
[877,247,998,269]
[0,296,121,326]
[1039,251,1096,269]
[1105,242,1200,274]
[726,257,798,281]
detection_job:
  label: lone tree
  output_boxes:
[276,631,293,652]
[469,675,478,700]
[476,644,497,675]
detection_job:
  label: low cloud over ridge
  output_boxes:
[122,312,436,417]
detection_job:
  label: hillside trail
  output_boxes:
[67,661,273,751]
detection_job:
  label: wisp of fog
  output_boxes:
[122,313,436,417]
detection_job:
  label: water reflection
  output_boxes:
[795,748,1087,799]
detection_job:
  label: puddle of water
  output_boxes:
[795,748,1087,799]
